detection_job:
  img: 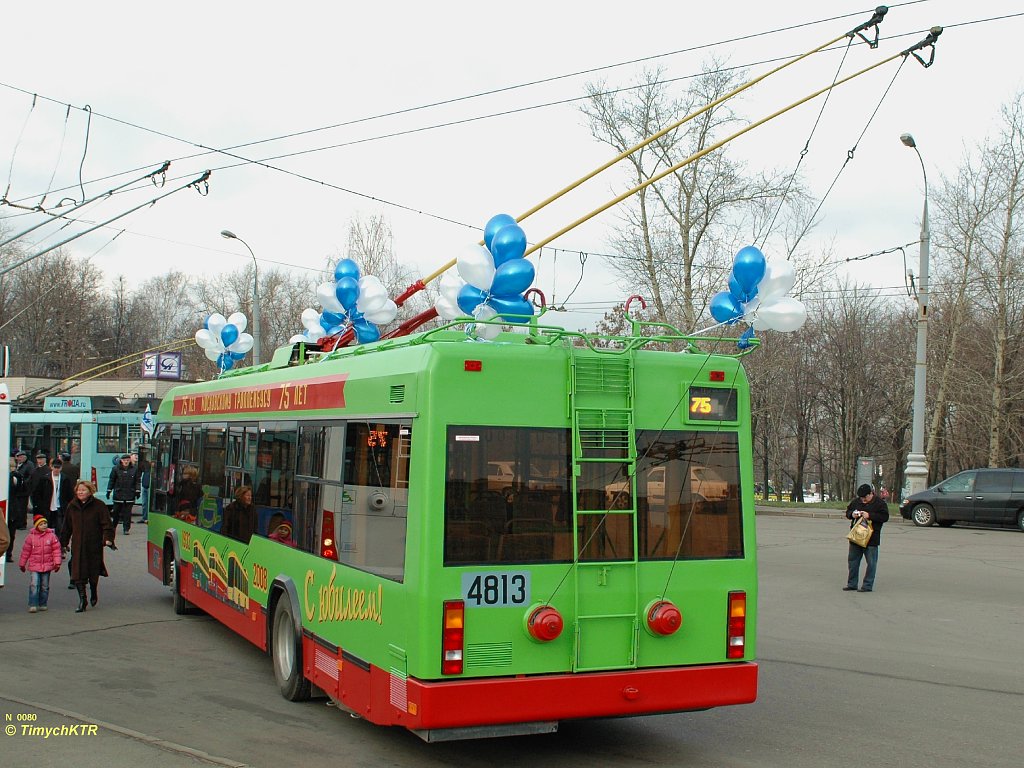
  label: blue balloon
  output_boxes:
[220,323,239,347]
[483,213,517,251]
[457,284,486,315]
[334,258,360,282]
[319,311,344,333]
[229,351,246,361]
[353,320,380,344]
[728,273,757,304]
[709,291,743,324]
[489,224,527,266]
[732,245,766,293]
[335,276,360,311]
[488,294,534,324]
[490,258,535,297]
[216,353,234,371]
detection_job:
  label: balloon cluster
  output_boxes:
[195,312,255,372]
[434,213,535,340]
[290,259,398,346]
[709,246,807,341]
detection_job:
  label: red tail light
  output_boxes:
[726,591,746,659]
[91,467,97,487]
[441,600,465,675]
[320,509,337,560]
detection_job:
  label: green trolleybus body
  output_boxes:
[147,325,757,740]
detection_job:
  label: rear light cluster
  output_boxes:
[726,591,746,659]
[320,510,337,560]
[441,600,465,675]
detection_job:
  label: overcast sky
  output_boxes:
[1,0,1021,333]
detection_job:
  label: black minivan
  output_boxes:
[899,468,1024,530]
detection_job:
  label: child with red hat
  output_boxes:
[18,514,63,613]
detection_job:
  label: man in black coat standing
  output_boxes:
[107,454,140,539]
[31,458,75,548]
[843,483,890,593]
[6,450,34,561]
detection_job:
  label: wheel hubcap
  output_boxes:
[275,611,294,678]
[914,508,931,524]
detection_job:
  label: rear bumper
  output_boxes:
[405,662,758,730]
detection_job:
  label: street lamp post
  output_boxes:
[219,230,261,365]
[900,133,930,499]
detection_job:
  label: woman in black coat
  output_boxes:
[221,485,257,543]
[60,480,114,612]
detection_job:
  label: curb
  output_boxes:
[755,507,847,519]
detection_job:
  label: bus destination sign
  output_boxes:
[687,386,738,422]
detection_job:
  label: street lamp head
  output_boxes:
[900,133,917,148]
[220,230,237,240]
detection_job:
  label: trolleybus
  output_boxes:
[146,318,758,740]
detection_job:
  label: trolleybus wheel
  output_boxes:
[911,504,935,527]
[167,546,197,615]
[272,595,311,702]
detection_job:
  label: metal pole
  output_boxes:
[220,231,261,365]
[901,134,929,498]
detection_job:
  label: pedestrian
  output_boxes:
[60,451,80,487]
[268,519,295,547]
[29,453,50,509]
[18,514,63,613]
[844,483,890,593]
[106,454,140,538]
[221,485,257,542]
[0,505,9,559]
[31,458,73,548]
[6,451,33,562]
[60,480,114,613]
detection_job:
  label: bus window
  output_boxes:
[338,422,410,581]
[444,426,572,566]
[635,430,743,560]
[96,423,127,455]
[253,422,295,511]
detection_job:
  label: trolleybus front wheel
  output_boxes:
[271,595,311,702]
[166,545,198,615]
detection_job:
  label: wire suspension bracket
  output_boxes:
[849,6,889,48]
[904,26,943,68]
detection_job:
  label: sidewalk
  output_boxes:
[755,505,847,519]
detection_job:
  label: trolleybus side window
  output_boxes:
[332,422,410,581]
[152,424,171,514]
[97,423,127,455]
[224,424,257,498]
[295,422,344,556]
[253,422,296,532]
[635,429,743,560]
[444,426,572,566]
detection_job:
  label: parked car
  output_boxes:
[899,468,1024,530]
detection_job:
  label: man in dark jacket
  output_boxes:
[844,483,890,593]
[107,454,140,538]
[31,458,75,546]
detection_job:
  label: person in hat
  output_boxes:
[29,452,50,509]
[106,454,140,539]
[843,483,890,593]
[267,513,295,547]
[221,485,257,543]
[59,451,80,490]
[18,514,63,613]
[61,480,114,612]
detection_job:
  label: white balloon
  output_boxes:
[289,334,306,343]
[306,327,325,342]
[758,261,796,304]
[362,300,397,325]
[434,296,462,321]
[471,304,500,339]
[439,270,464,302]
[317,282,344,313]
[757,297,807,332]
[301,307,321,328]
[226,311,248,333]
[229,333,254,353]
[457,244,495,291]
[195,329,216,349]
[741,297,760,323]
[356,280,389,314]
[204,347,222,362]
[206,313,227,337]
[475,323,500,340]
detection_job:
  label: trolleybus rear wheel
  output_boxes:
[272,595,311,702]
[167,545,197,615]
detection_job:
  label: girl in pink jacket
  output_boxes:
[19,514,63,613]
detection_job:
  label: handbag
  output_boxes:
[847,517,873,547]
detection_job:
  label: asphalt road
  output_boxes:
[1,514,1021,767]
